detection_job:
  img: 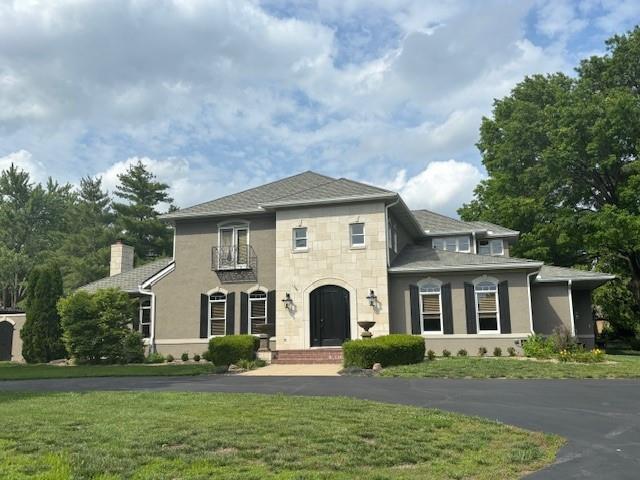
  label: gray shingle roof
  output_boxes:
[536,265,615,282]
[411,209,518,236]
[389,245,542,272]
[162,171,394,220]
[79,258,173,293]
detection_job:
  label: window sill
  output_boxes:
[349,245,366,250]
[292,248,309,254]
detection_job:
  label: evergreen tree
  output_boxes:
[20,264,66,363]
[112,161,174,261]
[58,176,115,290]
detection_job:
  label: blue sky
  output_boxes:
[0,0,638,216]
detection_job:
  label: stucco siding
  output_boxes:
[388,211,412,264]
[275,202,390,350]
[388,269,533,341]
[531,283,572,335]
[152,214,276,341]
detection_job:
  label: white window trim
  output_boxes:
[474,281,501,334]
[217,223,250,269]
[292,227,308,252]
[418,278,443,335]
[139,299,152,338]
[432,236,471,253]
[349,222,366,248]
[208,292,227,338]
[478,239,504,256]
[248,289,268,335]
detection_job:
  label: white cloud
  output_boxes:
[0,149,46,183]
[385,160,485,217]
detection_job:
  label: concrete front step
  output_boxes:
[272,349,343,364]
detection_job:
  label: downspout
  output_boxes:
[568,279,576,337]
[472,231,477,254]
[384,197,401,267]
[138,286,156,353]
[526,271,537,334]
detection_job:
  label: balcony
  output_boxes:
[211,245,257,283]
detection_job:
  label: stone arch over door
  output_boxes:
[0,320,14,361]
[309,285,350,347]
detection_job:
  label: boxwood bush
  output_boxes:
[343,334,425,369]
[207,335,259,366]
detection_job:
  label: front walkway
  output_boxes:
[240,363,341,376]
[1,376,638,479]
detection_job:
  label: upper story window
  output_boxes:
[292,227,308,251]
[478,239,503,256]
[432,236,470,253]
[475,281,499,333]
[388,221,398,253]
[249,290,267,334]
[350,223,365,248]
[419,281,442,333]
[209,292,227,336]
[139,298,151,338]
[218,223,249,268]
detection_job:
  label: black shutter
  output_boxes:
[199,293,208,338]
[226,292,235,335]
[498,281,511,334]
[240,292,249,334]
[464,282,477,334]
[267,290,276,337]
[132,303,140,331]
[409,284,421,334]
[441,283,454,334]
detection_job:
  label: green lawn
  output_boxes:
[381,352,640,379]
[0,362,224,381]
[0,392,562,480]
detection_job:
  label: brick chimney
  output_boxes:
[110,240,134,276]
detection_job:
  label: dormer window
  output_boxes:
[478,239,503,256]
[432,236,470,253]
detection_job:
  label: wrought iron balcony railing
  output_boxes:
[211,245,257,271]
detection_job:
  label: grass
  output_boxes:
[0,362,225,381]
[381,351,640,379]
[0,391,562,479]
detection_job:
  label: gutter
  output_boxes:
[260,192,397,209]
[526,271,537,334]
[388,261,543,273]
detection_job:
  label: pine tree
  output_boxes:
[58,176,115,290]
[112,161,174,261]
[20,264,66,363]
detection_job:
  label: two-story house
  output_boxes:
[80,171,614,360]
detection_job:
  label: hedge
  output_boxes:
[207,335,259,366]
[343,334,426,369]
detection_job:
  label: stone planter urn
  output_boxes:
[254,324,271,351]
[357,320,376,339]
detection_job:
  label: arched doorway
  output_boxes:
[0,321,14,361]
[310,285,350,347]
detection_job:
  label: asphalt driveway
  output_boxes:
[1,375,638,479]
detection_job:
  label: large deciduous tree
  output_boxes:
[460,27,640,335]
[112,161,174,262]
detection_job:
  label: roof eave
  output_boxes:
[388,262,543,273]
[535,275,616,283]
[160,208,266,222]
[259,192,397,209]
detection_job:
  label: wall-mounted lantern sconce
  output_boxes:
[366,289,377,307]
[282,292,293,310]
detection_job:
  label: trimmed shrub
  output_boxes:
[207,335,259,366]
[522,334,554,358]
[478,346,487,357]
[457,349,468,357]
[343,335,425,369]
[166,354,174,363]
[181,353,189,362]
[493,347,502,357]
[193,354,201,362]
[426,349,436,361]
[122,332,145,364]
[145,352,165,364]
[442,349,451,358]
[507,346,517,357]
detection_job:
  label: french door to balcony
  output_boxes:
[219,226,248,269]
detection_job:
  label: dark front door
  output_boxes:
[0,321,13,361]
[310,285,350,347]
